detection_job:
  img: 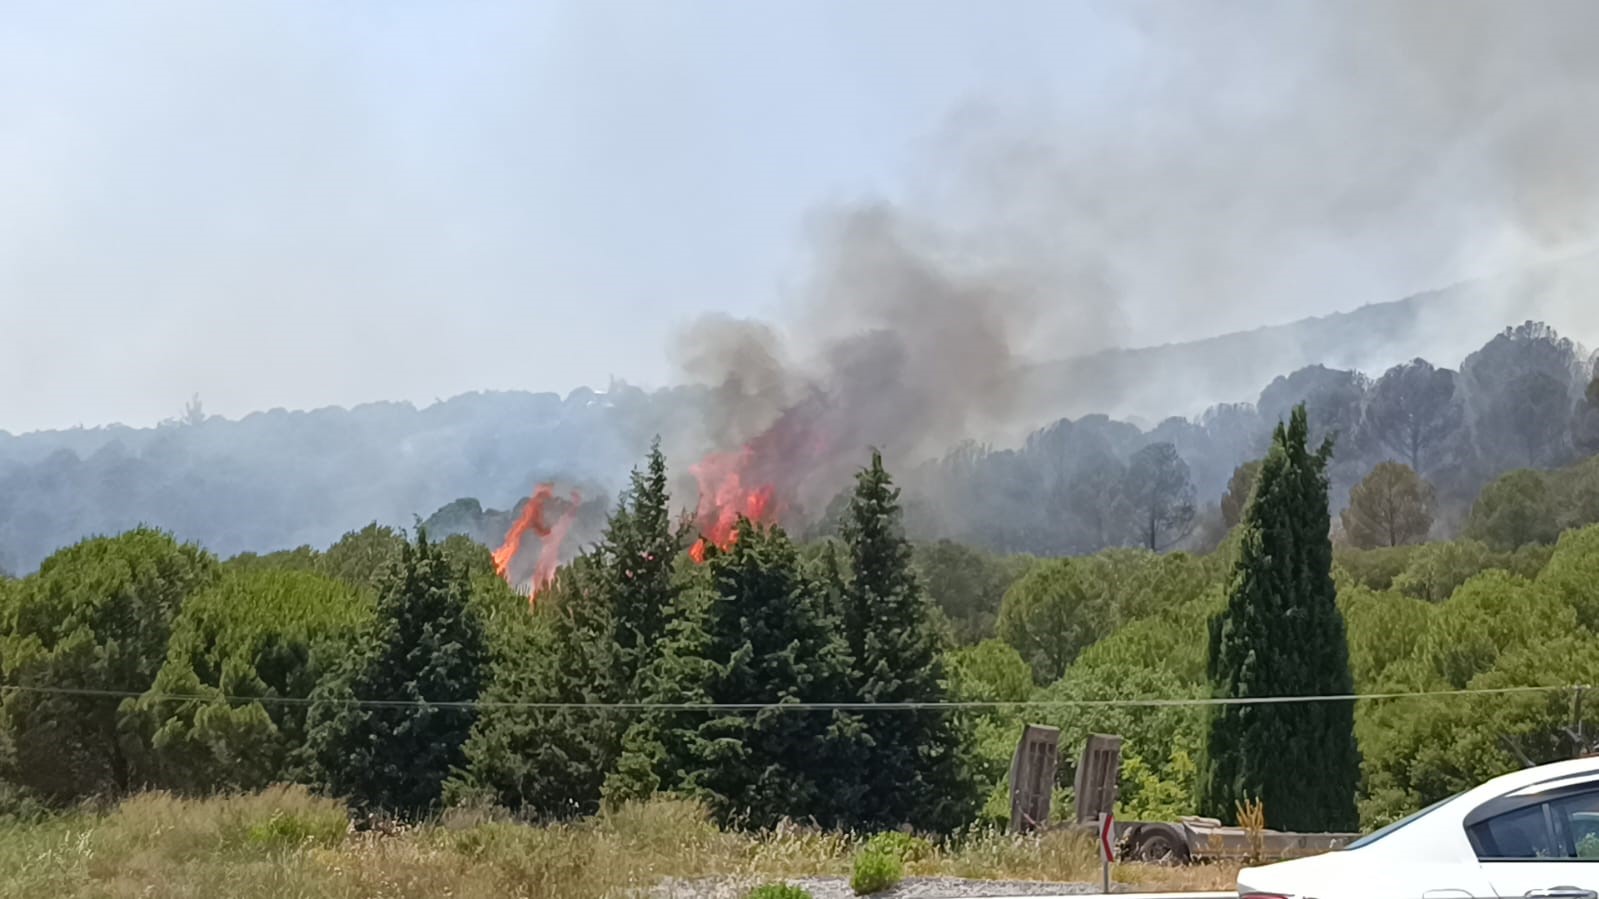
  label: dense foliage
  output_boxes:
[4,419,1599,836]
[301,530,491,817]
[0,529,218,801]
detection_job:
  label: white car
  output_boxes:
[1239,757,1599,899]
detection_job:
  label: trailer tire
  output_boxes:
[1131,826,1190,865]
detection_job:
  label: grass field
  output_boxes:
[0,786,1238,898]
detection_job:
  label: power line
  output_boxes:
[0,682,1581,712]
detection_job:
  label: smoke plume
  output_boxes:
[673,0,1599,522]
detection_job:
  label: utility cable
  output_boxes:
[0,682,1582,711]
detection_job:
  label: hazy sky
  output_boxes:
[5,1,1599,433]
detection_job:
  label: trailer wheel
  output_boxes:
[1131,826,1190,865]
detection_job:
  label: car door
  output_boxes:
[1469,783,1599,898]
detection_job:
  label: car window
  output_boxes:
[1550,791,1599,859]
[1471,804,1558,859]
[1470,786,1599,860]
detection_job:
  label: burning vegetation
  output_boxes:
[492,483,582,601]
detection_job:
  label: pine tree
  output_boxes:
[303,528,489,817]
[622,522,864,827]
[841,450,978,832]
[1199,405,1361,832]
[606,438,682,697]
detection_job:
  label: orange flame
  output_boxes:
[494,483,582,602]
[689,446,778,562]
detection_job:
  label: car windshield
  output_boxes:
[1342,792,1462,851]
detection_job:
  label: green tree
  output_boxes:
[223,545,319,576]
[126,569,370,792]
[303,529,489,817]
[1341,462,1435,549]
[997,549,1210,684]
[0,529,218,802]
[455,442,681,818]
[912,540,1035,645]
[451,555,623,818]
[317,523,406,592]
[1389,539,1552,603]
[1466,469,1560,550]
[841,450,977,832]
[995,559,1117,684]
[1333,545,1421,593]
[604,439,683,697]
[1221,460,1263,530]
[1536,524,1599,633]
[1340,586,1433,687]
[1357,571,1599,827]
[615,522,864,828]
[946,639,1032,826]
[949,639,1034,705]
[1200,405,1360,832]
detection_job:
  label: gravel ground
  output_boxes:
[649,875,1101,898]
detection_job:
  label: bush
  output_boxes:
[0,781,51,825]
[862,830,933,862]
[747,884,814,899]
[851,849,904,895]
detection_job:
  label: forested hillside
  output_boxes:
[4,315,1598,579]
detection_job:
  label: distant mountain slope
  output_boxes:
[1016,251,1599,425]
[3,256,1597,574]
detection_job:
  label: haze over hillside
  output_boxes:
[1016,250,1599,428]
[4,256,1596,577]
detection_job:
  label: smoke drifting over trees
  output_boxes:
[11,3,1599,573]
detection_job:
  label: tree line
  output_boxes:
[3,320,1596,580]
[905,321,1599,556]
[0,445,977,833]
[6,408,1599,834]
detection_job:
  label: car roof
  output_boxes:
[1465,757,1599,805]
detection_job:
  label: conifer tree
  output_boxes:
[453,555,624,817]
[605,438,682,696]
[615,522,863,827]
[303,528,489,817]
[1200,405,1361,831]
[841,450,977,832]
[459,440,682,817]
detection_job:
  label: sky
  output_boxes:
[4,1,1599,434]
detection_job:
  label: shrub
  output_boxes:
[747,884,814,899]
[850,849,904,895]
[862,830,933,863]
[0,781,51,825]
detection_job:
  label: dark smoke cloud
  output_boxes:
[678,0,1599,498]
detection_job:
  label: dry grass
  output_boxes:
[0,789,1238,898]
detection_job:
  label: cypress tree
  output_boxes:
[303,528,489,817]
[1199,404,1361,832]
[841,450,977,832]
